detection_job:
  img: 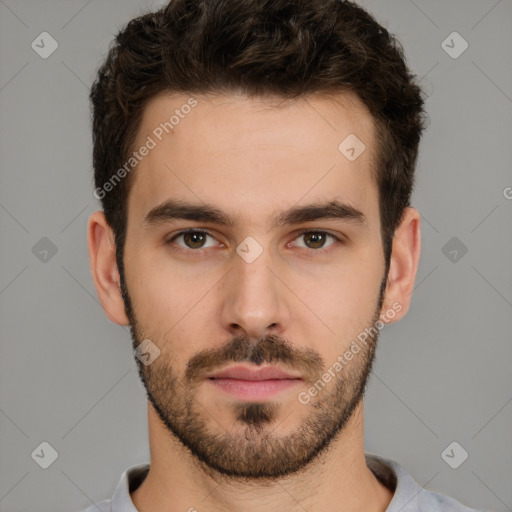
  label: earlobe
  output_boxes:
[87,210,130,326]
[381,207,421,323]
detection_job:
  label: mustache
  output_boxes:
[185,333,325,384]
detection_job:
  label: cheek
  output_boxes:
[125,246,220,353]
[123,243,187,325]
[295,254,383,348]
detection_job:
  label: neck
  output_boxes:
[132,400,393,512]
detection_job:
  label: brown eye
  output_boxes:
[294,231,338,251]
[303,232,328,249]
[182,232,208,249]
[167,230,217,251]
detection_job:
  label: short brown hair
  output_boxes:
[90,0,428,278]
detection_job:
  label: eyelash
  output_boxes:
[165,229,342,256]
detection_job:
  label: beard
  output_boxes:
[119,267,386,481]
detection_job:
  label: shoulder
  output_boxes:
[417,489,486,511]
[78,462,149,512]
[365,453,486,512]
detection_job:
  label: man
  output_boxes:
[85,0,484,511]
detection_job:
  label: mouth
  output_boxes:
[206,365,303,400]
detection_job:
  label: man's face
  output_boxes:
[120,92,387,479]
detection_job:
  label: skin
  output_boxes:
[88,91,421,512]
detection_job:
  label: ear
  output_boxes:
[87,210,130,326]
[380,207,421,323]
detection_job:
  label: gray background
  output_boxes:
[0,0,511,511]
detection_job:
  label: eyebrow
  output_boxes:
[144,198,367,229]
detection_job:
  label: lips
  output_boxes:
[207,365,302,381]
[206,365,303,400]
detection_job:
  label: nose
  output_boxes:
[219,246,290,340]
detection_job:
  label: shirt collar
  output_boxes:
[111,462,150,512]
[109,453,423,511]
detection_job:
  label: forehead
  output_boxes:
[127,91,379,230]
